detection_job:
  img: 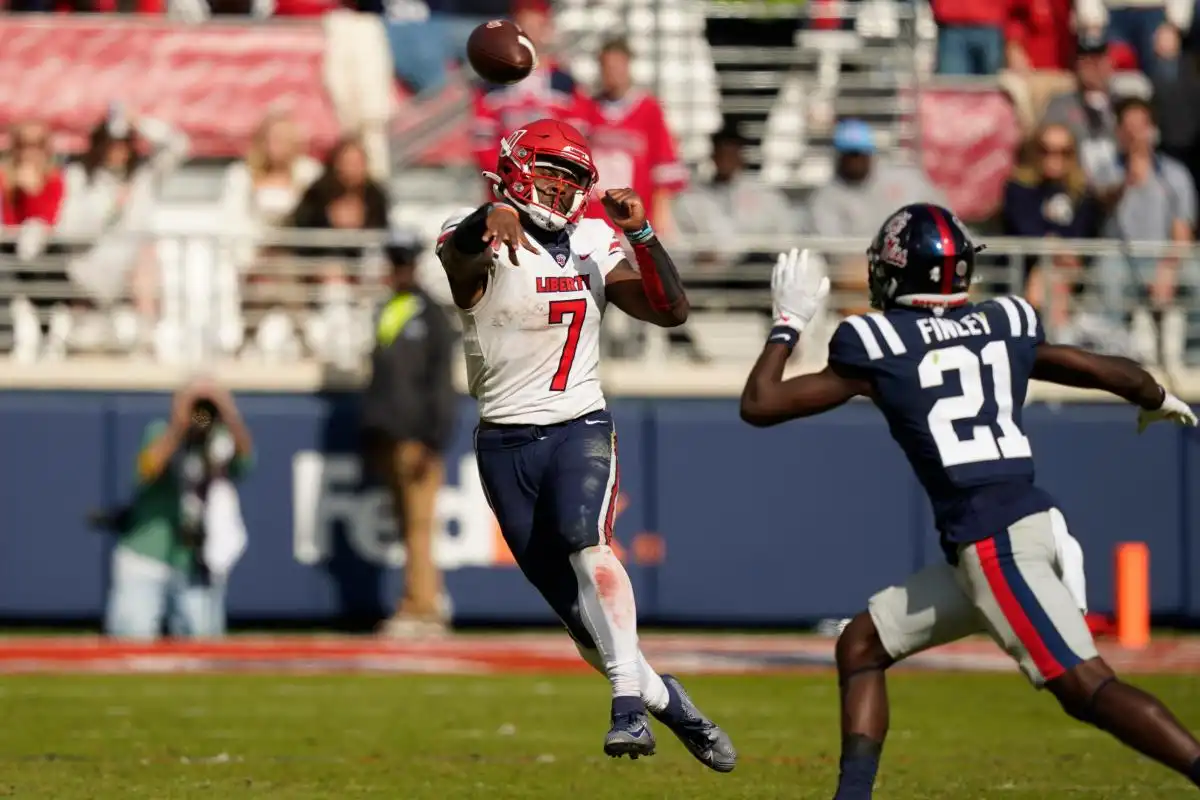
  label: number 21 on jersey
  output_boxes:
[919,341,1032,467]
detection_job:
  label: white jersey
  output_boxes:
[438,212,626,425]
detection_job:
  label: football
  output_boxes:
[466,19,538,85]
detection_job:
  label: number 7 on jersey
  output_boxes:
[548,299,587,392]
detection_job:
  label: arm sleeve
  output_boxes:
[436,206,480,255]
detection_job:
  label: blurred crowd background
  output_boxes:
[2,0,1200,372]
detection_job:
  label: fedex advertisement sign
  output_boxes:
[291,452,511,569]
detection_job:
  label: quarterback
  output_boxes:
[436,117,735,770]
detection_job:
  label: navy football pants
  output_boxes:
[473,409,620,648]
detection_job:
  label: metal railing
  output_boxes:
[2,228,1199,371]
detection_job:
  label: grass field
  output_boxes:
[3,671,1199,799]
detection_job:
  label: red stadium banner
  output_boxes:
[917,87,1023,223]
[0,18,340,158]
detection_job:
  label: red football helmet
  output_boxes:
[484,118,598,231]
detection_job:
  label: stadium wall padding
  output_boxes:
[0,392,1195,623]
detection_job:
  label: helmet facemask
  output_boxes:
[487,139,595,232]
[525,157,590,231]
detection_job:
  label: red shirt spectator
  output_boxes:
[1,170,64,227]
[588,93,688,229]
[585,38,688,233]
[1006,0,1075,70]
[1,123,64,227]
[471,64,599,177]
[929,0,1010,27]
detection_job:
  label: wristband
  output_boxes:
[625,221,655,245]
[767,325,800,351]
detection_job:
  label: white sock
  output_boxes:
[575,641,671,712]
[569,545,642,699]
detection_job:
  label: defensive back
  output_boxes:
[828,297,1047,525]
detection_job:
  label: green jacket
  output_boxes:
[117,419,253,571]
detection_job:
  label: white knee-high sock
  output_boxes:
[574,640,671,712]
[569,544,643,699]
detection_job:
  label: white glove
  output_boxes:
[1049,508,1088,614]
[1137,388,1198,433]
[771,248,829,334]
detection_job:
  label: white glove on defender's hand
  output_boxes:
[771,248,829,334]
[1137,389,1198,433]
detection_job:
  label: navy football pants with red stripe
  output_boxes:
[474,409,620,648]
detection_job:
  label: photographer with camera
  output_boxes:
[103,378,254,640]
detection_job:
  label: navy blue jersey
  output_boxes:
[828,297,1055,552]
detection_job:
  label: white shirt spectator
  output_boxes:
[219,154,321,272]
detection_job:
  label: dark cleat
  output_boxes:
[604,711,656,760]
[651,674,737,773]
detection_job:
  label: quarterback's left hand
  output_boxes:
[1137,388,1198,433]
[772,248,829,334]
[601,188,648,233]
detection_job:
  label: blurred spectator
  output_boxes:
[470,0,598,181]
[1005,0,1076,71]
[1002,123,1101,327]
[374,0,503,96]
[807,119,949,316]
[1,122,65,243]
[55,105,190,354]
[931,0,1010,75]
[290,135,390,250]
[221,110,322,273]
[277,135,389,365]
[1041,30,1128,188]
[1,122,67,362]
[1076,0,1190,81]
[585,37,688,237]
[1093,97,1199,365]
[674,123,800,270]
[362,230,456,638]
[1151,47,1200,196]
[105,379,253,641]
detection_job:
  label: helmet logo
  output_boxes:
[880,210,911,268]
[561,144,590,165]
[956,259,968,277]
